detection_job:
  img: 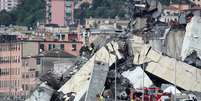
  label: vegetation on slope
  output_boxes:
[74,0,128,22]
[0,0,45,27]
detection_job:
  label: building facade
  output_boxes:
[46,0,75,26]
[0,0,19,11]
[0,35,22,97]
[0,35,38,99]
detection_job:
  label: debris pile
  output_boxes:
[25,0,201,101]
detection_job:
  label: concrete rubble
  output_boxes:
[25,83,54,101]
[163,86,181,95]
[132,44,201,91]
[122,66,153,88]
[58,41,123,101]
[181,16,201,60]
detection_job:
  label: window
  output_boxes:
[48,44,52,50]
[14,80,17,87]
[18,68,20,75]
[18,57,20,63]
[18,44,20,50]
[35,71,39,77]
[25,84,28,90]
[39,44,44,51]
[72,44,77,51]
[36,58,41,65]
[56,35,60,40]
[60,44,64,50]
[62,35,65,40]
[22,74,25,78]
[22,84,25,90]
[53,44,55,49]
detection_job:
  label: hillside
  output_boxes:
[0,0,45,27]
[74,0,127,22]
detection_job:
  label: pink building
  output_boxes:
[21,58,38,97]
[0,35,22,96]
[40,32,83,56]
[0,35,38,98]
[0,42,22,96]
[46,0,75,26]
[51,0,65,26]
[0,32,85,98]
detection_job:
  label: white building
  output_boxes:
[0,0,19,11]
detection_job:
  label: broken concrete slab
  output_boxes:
[122,66,153,89]
[58,41,122,101]
[85,61,109,101]
[181,16,201,60]
[58,56,95,101]
[163,86,181,95]
[144,47,201,91]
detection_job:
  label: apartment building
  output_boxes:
[0,0,19,11]
[0,35,22,96]
[39,32,83,56]
[0,35,38,99]
[0,28,85,99]
[46,0,75,26]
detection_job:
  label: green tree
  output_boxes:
[13,0,46,27]
[0,10,13,26]
[75,0,127,21]
[0,0,45,27]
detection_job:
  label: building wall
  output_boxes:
[0,0,18,11]
[41,41,82,56]
[0,42,22,96]
[46,0,74,26]
[22,42,39,57]
[21,58,38,97]
[40,32,83,56]
[51,0,66,26]
[0,41,39,97]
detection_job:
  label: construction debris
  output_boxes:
[58,41,123,101]
[132,45,201,91]
[25,83,54,101]
[181,16,201,60]
[163,86,181,95]
[122,66,153,88]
